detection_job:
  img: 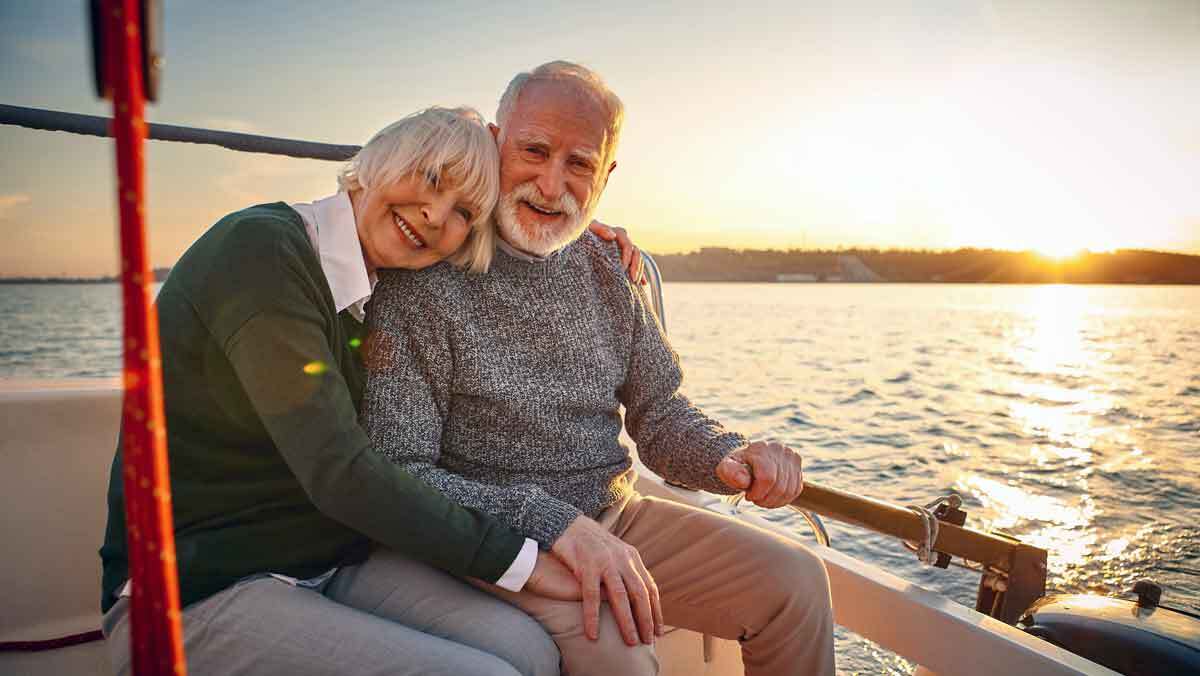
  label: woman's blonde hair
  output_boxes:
[338,106,499,273]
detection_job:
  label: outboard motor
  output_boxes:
[1018,581,1200,675]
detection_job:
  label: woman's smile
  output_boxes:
[393,212,428,249]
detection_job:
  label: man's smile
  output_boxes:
[522,200,563,217]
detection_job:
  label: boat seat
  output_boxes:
[0,381,118,675]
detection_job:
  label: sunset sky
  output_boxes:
[2,1,1198,277]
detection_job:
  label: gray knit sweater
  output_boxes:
[361,233,746,547]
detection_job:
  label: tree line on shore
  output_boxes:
[651,248,1200,284]
[0,267,173,284]
[2,250,1198,284]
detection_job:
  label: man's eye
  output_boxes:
[523,146,546,158]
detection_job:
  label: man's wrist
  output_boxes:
[525,496,584,548]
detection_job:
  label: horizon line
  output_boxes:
[4,245,1198,280]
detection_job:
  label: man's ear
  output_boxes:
[601,161,617,191]
[488,123,500,144]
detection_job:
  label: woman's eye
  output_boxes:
[455,206,473,221]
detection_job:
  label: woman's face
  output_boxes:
[350,171,480,272]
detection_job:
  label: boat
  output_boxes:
[2,3,1198,674]
[4,243,1196,676]
[9,374,1196,675]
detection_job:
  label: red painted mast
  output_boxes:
[101,0,187,673]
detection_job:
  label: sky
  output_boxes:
[1,0,1198,277]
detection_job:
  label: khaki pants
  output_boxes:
[487,491,835,676]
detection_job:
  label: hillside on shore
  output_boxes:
[2,251,1197,285]
[0,268,172,284]
[651,248,1200,284]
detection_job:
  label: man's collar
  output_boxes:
[291,192,375,321]
[496,237,549,262]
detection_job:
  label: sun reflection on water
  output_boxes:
[969,288,1130,575]
[1009,286,1096,375]
[955,473,1098,573]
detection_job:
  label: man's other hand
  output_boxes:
[551,515,663,646]
[524,551,583,601]
[588,220,646,285]
[716,440,805,509]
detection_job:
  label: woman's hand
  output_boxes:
[523,550,583,601]
[588,220,646,285]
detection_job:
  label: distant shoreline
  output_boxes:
[0,268,171,285]
[3,249,1198,285]
[0,278,123,285]
[5,278,1198,286]
[650,248,1200,284]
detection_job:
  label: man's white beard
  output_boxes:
[495,181,591,257]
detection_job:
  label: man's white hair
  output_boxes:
[495,60,625,168]
[337,106,499,273]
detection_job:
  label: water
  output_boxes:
[663,283,1200,673]
[0,284,126,378]
[3,281,1198,673]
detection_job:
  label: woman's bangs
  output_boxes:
[426,125,498,226]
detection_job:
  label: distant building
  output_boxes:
[837,255,885,282]
[776,273,818,282]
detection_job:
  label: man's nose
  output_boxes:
[534,160,567,203]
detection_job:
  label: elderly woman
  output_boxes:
[99,107,643,676]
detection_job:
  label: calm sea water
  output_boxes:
[2,282,1198,674]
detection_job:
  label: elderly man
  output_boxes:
[363,62,835,676]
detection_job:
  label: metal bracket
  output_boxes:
[975,535,1048,624]
[932,500,967,568]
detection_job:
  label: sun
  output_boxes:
[1033,241,1085,261]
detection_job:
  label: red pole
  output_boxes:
[104,0,187,673]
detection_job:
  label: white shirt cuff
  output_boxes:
[494,538,539,592]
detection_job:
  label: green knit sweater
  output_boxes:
[99,202,523,613]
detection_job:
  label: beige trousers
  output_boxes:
[488,491,835,676]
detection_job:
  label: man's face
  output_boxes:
[494,80,615,255]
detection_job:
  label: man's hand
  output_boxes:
[523,550,583,601]
[716,440,805,509]
[551,515,663,646]
[588,220,645,285]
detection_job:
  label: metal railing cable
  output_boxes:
[0,103,360,162]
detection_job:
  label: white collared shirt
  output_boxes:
[290,192,376,321]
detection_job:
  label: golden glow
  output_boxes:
[3,2,1199,279]
[953,285,1154,575]
[1103,538,1130,558]
[1033,243,1085,261]
[954,473,1096,571]
[1010,286,1095,376]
